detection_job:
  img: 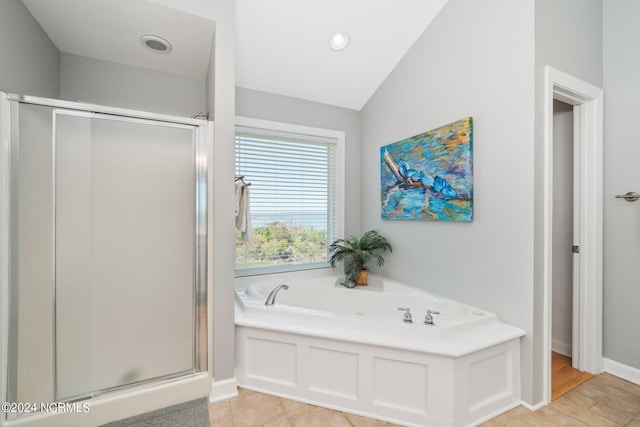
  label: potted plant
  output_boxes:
[328,230,392,286]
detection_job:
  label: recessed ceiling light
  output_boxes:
[329,32,350,51]
[141,35,172,53]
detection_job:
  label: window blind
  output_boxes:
[235,126,339,275]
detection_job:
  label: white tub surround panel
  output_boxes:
[235,276,524,427]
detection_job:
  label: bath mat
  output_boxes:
[100,398,209,427]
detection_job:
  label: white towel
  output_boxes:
[235,182,253,242]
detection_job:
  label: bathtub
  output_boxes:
[235,275,525,427]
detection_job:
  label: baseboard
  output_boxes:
[521,400,546,411]
[603,358,640,386]
[471,401,525,425]
[210,377,239,402]
[551,340,572,357]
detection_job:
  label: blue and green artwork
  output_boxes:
[380,117,473,222]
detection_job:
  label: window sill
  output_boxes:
[234,265,339,289]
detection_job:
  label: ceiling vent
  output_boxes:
[141,35,172,53]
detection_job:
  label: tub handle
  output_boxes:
[424,309,440,325]
[397,307,413,323]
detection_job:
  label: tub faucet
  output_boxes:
[265,284,289,306]
[424,309,440,325]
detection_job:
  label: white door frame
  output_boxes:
[542,66,603,403]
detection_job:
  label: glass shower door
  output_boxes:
[6,95,207,421]
[54,111,196,400]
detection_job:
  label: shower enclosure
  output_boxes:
[0,93,209,423]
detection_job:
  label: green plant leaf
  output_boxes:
[327,230,392,282]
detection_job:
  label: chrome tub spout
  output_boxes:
[265,284,289,306]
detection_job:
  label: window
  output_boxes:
[235,117,344,276]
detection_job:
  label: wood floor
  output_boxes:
[552,351,594,400]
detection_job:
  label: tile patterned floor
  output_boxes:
[209,373,640,427]
[482,373,640,427]
[208,388,402,427]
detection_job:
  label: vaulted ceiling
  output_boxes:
[21,0,448,111]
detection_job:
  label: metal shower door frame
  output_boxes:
[2,93,209,412]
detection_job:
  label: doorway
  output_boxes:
[543,67,604,404]
[550,100,594,400]
[551,99,574,363]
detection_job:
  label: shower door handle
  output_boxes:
[615,192,640,202]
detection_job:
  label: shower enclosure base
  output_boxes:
[1,374,209,427]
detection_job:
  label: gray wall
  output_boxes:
[603,0,640,370]
[236,87,362,236]
[534,0,603,87]
[532,0,603,401]
[0,0,59,98]
[360,0,538,403]
[60,53,205,117]
[205,0,237,384]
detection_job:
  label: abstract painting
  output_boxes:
[380,117,473,222]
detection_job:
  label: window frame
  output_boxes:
[234,116,345,278]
